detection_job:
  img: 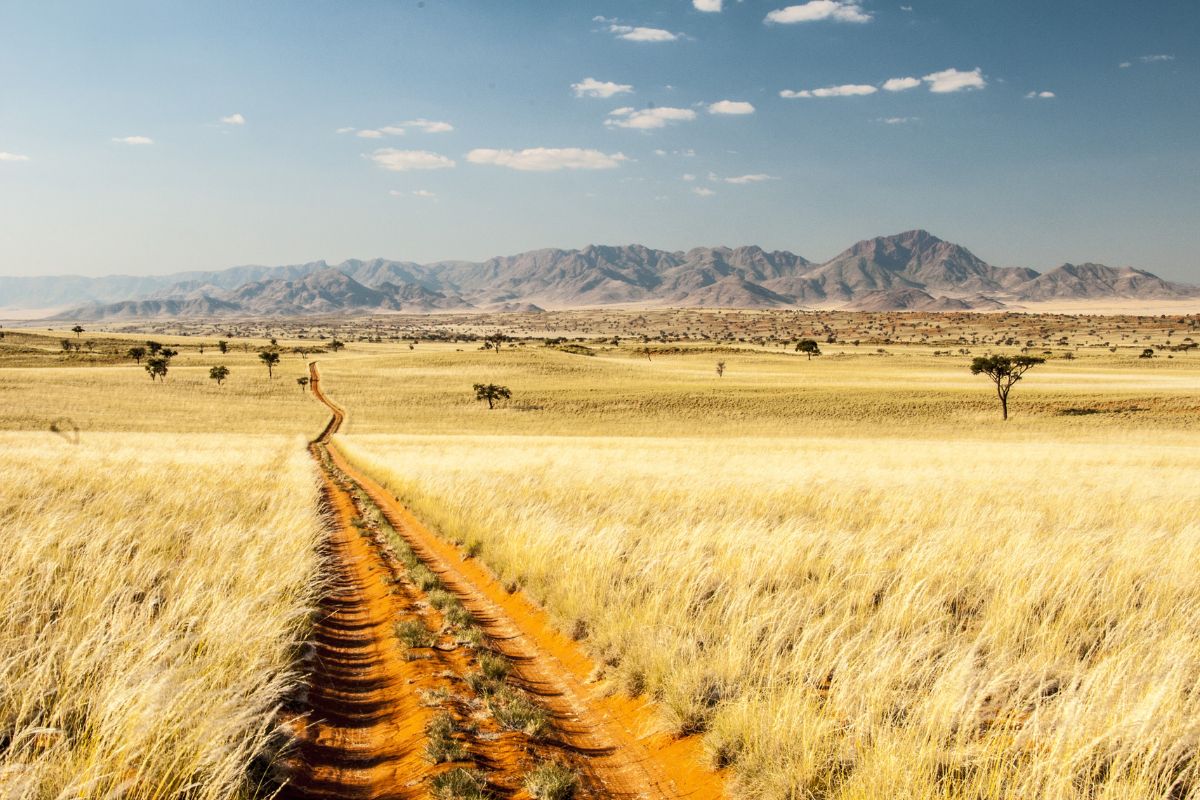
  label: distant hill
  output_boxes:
[10,230,1197,319]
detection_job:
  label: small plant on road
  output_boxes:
[488,685,548,737]
[424,712,467,764]
[397,619,434,649]
[209,365,230,386]
[259,350,280,379]
[473,383,511,410]
[429,768,490,800]
[524,761,579,800]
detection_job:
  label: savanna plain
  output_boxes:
[3,309,1199,800]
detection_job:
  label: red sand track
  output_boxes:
[280,384,429,799]
[283,362,726,799]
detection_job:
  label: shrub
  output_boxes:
[488,686,548,738]
[524,761,579,800]
[425,712,467,764]
[397,619,434,649]
[430,768,490,800]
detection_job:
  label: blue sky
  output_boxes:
[0,1,1197,279]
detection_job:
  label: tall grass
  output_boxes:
[0,432,322,799]
[339,432,1200,799]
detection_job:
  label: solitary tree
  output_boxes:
[209,365,230,385]
[217,340,229,354]
[159,347,178,362]
[795,339,821,360]
[473,383,511,409]
[60,339,73,352]
[484,333,509,353]
[329,339,345,352]
[969,354,1045,421]
[1140,348,1155,359]
[146,341,163,356]
[259,350,281,379]
[297,376,310,391]
[71,325,84,338]
[145,357,169,382]
[716,361,726,377]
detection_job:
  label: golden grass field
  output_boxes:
[3,315,1200,799]
[0,432,322,799]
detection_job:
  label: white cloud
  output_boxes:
[708,100,756,115]
[692,186,716,197]
[220,113,245,126]
[112,136,154,145]
[368,149,456,171]
[465,147,627,171]
[572,77,634,98]
[609,24,680,42]
[882,76,921,92]
[765,1,872,24]
[682,173,697,181]
[336,126,356,134]
[357,129,386,138]
[922,67,986,93]
[725,173,778,184]
[402,118,454,133]
[1119,61,1132,69]
[605,106,697,130]
[694,0,722,11]
[900,4,913,10]
[1140,54,1175,63]
[781,84,877,98]
[0,152,30,162]
[879,116,917,124]
[1025,90,1056,99]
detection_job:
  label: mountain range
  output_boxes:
[3,230,1195,319]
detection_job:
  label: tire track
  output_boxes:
[306,362,726,800]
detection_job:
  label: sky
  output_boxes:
[0,0,1197,280]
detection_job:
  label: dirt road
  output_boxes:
[281,363,724,799]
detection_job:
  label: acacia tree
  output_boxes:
[209,365,230,385]
[217,340,229,354]
[329,339,345,352]
[484,333,509,353]
[145,357,169,382]
[795,339,821,360]
[716,361,726,377]
[71,325,84,338]
[259,350,281,379]
[297,376,310,392]
[473,383,511,410]
[969,354,1045,421]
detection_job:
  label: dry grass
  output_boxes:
[319,342,1200,437]
[338,425,1200,799]
[0,332,326,434]
[0,432,322,799]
